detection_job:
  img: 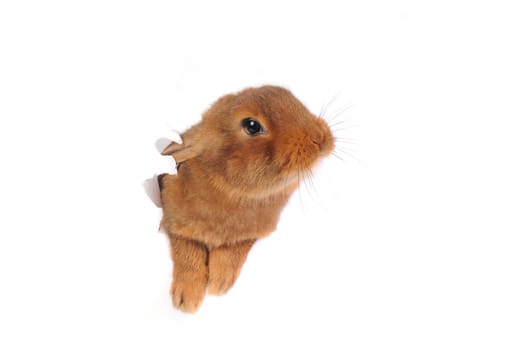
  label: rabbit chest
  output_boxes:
[159,170,294,248]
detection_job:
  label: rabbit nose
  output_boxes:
[312,139,323,152]
[312,129,334,157]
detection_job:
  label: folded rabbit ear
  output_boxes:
[161,142,199,163]
[160,141,183,155]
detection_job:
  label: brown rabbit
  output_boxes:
[158,86,334,312]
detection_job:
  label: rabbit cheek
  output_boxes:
[224,155,268,188]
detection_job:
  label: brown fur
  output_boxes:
[159,86,334,312]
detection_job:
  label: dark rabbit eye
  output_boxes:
[241,118,264,136]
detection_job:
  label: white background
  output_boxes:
[1,1,526,349]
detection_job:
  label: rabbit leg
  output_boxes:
[208,240,256,295]
[168,236,208,313]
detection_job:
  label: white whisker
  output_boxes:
[327,102,355,126]
[333,148,366,167]
[319,91,342,119]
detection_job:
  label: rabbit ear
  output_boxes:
[161,142,199,163]
[161,141,183,155]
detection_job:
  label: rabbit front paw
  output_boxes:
[208,240,255,295]
[171,276,207,313]
[168,237,208,313]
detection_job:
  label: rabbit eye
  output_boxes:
[242,118,264,136]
